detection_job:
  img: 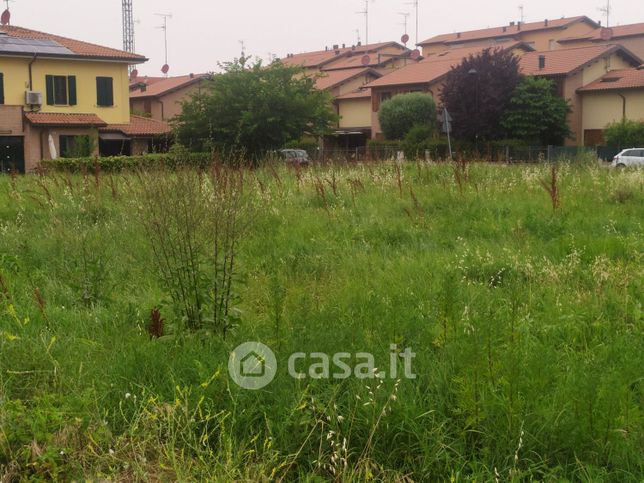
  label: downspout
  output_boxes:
[28,54,38,112]
[617,93,626,120]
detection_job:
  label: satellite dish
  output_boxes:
[410,49,421,60]
[161,64,170,74]
[1,9,10,26]
[361,55,371,66]
[600,28,614,41]
[130,69,139,79]
[401,34,410,44]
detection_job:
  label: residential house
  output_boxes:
[0,25,171,172]
[282,41,417,148]
[558,22,644,60]
[129,73,209,122]
[577,66,644,145]
[365,43,534,138]
[418,16,600,56]
[519,44,642,145]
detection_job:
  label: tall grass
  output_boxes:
[0,160,642,481]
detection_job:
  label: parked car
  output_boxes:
[612,148,644,168]
[278,149,310,165]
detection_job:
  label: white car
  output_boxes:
[612,149,644,168]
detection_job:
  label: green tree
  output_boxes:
[603,119,644,147]
[501,77,571,145]
[174,60,337,157]
[378,92,436,140]
[441,48,521,142]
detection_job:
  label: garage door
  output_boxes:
[0,136,25,174]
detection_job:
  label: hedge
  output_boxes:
[41,153,214,173]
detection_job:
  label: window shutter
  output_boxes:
[96,77,114,107]
[67,76,77,105]
[0,73,4,104]
[46,75,55,105]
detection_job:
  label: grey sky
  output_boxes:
[7,0,641,76]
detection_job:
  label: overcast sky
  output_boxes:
[7,0,640,76]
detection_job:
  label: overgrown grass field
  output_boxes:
[0,161,642,481]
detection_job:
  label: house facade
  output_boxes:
[0,25,170,172]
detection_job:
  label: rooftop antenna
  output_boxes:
[519,4,525,23]
[121,0,136,73]
[598,0,611,27]
[354,28,361,44]
[399,12,410,35]
[1,0,13,26]
[155,12,172,76]
[356,0,374,45]
[405,0,419,46]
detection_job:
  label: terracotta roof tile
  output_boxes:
[367,44,528,88]
[335,88,372,100]
[578,68,644,91]
[0,25,146,62]
[419,16,597,46]
[24,112,107,127]
[560,22,644,42]
[130,74,209,98]
[519,44,640,76]
[314,67,379,91]
[281,42,399,68]
[321,45,409,70]
[100,115,171,136]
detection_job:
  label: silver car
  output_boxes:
[612,148,644,168]
[279,149,310,165]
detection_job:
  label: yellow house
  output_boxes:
[578,67,644,145]
[0,25,170,172]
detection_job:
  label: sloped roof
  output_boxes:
[335,88,372,100]
[366,44,530,88]
[0,25,146,62]
[560,22,644,43]
[100,115,171,136]
[520,44,642,76]
[24,112,107,127]
[130,74,209,99]
[578,67,644,92]
[321,46,410,71]
[314,67,379,91]
[281,42,401,68]
[419,16,598,46]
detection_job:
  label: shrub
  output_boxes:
[41,153,213,173]
[378,92,437,140]
[603,120,644,147]
[402,126,449,160]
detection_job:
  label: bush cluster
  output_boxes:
[41,152,213,172]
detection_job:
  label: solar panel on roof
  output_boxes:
[0,36,73,55]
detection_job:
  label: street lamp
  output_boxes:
[468,68,480,151]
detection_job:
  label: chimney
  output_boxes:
[544,19,549,27]
[503,26,507,32]
[325,46,329,51]
[357,41,362,46]
[189,73,194,78]
[352,45,356,51]
[539,55,546,70]
[140,84,147,92]
[456,32,461,38]
[517,21,522,30]
[510,21,515,26]
[333,44,339,50]
[342,43,346,48]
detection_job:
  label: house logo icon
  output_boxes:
[228,342,277,390]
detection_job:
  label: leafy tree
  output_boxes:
[441,48,521,142]
[501,77,571,145]
[603,119,644,147]
[378,92,437,140]
[174,60,337,157]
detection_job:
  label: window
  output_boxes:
[0,72,4,104]
[45,75,77,106]
[96,77,114,107]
